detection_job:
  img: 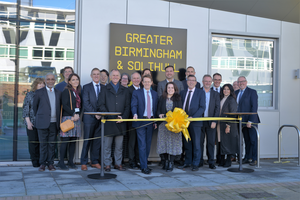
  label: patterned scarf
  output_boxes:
[71,88,81,109]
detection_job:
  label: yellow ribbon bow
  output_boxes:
[165,107,191,142]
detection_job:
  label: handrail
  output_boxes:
[278,125,300,166]
[251,125,261,168]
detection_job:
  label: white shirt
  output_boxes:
[46,86,54,92]
[213,86,221,93]
[133,85,140,90]
[93,81,101,96]
[143,88,153,117]
[166,79,174,83]
[183,87,195,111]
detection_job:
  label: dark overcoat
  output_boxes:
[219,96,239,155]
[97,83,130,136]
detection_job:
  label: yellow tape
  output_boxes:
[105,117,239,122]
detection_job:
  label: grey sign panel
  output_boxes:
[109,23,187,83]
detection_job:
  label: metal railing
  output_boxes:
[251,125,261,168]
[278,125,300,166]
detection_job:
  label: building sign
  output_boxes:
[109,23,187,82]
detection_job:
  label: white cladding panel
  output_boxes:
[210,9,246,32]
[247,16,281,35]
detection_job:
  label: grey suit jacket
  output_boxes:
[157,79,184,97]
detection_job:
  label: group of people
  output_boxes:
[23,65,260,174]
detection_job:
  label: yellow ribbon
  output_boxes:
[165,107,191,142]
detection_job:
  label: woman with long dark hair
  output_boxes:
[218,84,239,167]
[23,78,45,167]
[157,82,182,172]
[58,73,82,170]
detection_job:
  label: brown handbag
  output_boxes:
[60,90,75,132]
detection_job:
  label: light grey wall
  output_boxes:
[78,0,300,159]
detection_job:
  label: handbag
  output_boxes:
[60,90,75,132]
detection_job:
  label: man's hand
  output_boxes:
[247,122,252,128]
[27,121,34,130]
[95,115,101,120]
[133,114,137,120]
[159,114,165,118]
[116,116,122,123]
[154,123,157,129]
[211,122,216,129]
[225,126,230,134]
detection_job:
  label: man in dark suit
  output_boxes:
[199,75,220,169]
[178,75,206,171]
[181,66,201,90]
[98,69,130,172]
[80,68,102,171]
[235,76,260,166]
[33,73,61,172]
[157,65,184,97]
[127,72,142,169]
[131,74,158,174]
[212,73,222,93]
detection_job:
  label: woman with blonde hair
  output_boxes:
[23,78,45,167]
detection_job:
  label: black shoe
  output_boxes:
[166,161,173,172]
[147,161,152,165]
[191,165,199,171]
[58,163,69,170]
[242,158,250,164]
[162,160,168,170]
[249,160,257,166]
[129,163,139,169]
[68,163,78,169]
[141,168,151,174]
[147,167,153,171]
[209,164,216,169]
[204,160,209,165]
[178,164,191,169]
[199,162,204,167]
[158,160,164,166]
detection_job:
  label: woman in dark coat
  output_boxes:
[58,73,82,170]
[218,84,239,167]
[157,82,182,172]
[22,78,45,167]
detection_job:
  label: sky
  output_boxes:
[3,0,76,10]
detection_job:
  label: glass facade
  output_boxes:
[211,36,274,108]
[0,0,75,161]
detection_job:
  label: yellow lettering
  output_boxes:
[157,49,162,58]
[170,50,175,59]
[115,46,121,56]
[148,62,154,71]
[154,62,161,71]
[140,34,146,43]
[163,49,169,58]
[160,35,166,45]
[128,61,134,70]
[135,61,142,70]
[136,48,142,57]
[153,35,159,44]
[174,63,179,72]
[122,47,128,56]
[143,48,149,57]
[129,47,135,56]
[176,50,182,59]
[167,36,173,45]
[147,35,153,44]
[133,33,139,43]
[126,33,132,43]
[150,49,156,58]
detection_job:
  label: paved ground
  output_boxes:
[0,158,299,199]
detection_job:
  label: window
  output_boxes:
[55,48,64,60]
[211,36,275,108]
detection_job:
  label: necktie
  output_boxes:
[147,91,151,119]
[50,88,52,92]
[239,90,244,102]
[215,88,218,92]
[185,91,192,114]
[96,85,100,97]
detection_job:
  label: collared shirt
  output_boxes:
[203,88,210,117]
[183,87,195,111]
[213,86,221,93]
[143,88,153,117]
[93,81,101,96]
[237,87,246,104]
[166,79,174,83]
[110,81,119,93]
[46,86,54,92]
[133,85,140,90]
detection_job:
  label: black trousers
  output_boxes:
[38,122,57,166]
[183,125,202,166]
[60,137,77,164]
[80,120,101,165]
[200,122,217,165]
[27,127,40,165]
[127,122,139,165]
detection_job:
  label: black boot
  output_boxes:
[167,155,175,172]
[223,154,232,168]
[218,155,225,167]
[162,153,168,170]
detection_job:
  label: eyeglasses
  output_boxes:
[187,79,196,82]
[237,80,246,83]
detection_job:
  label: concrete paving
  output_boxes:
[0,158,299,199]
